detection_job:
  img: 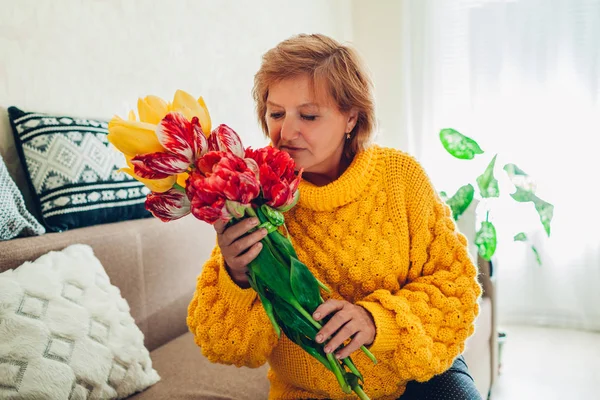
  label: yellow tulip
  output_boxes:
[119,156,176,193]
[176,172,189,188]
[107,117,164,157]
[172,90,212,136]
[137,95,169,125]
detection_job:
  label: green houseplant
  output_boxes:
[438,128,554,265]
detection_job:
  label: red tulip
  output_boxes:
[208,124,244,158]
[131,112,208,178]
[187,151,261,223]
[145,188,191,222]
[245,147,302,210]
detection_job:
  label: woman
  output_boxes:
[187,34,482,400]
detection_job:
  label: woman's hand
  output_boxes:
[214,218,268,288]
[313,299,376,359]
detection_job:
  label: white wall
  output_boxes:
[0,0,353,198]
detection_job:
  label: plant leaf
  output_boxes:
[250,240,295,305]
[514,232,527,242]
[439,128,484,160]
[510,187,536,202]
[445,184,475,221]
[277,318,331,371]
[439,191,449,201]
[272,294,319,340]
[476,154,500,198]
[252,276,281,338]
[531,245,542,266]
[290,257,322,313]
[504,163,537,192]
[475,221,497,260]
[533,197,554,236]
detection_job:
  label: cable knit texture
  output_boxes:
[187,145,482,400]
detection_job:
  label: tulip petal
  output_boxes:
[155,112,194,163]
[244,157,260,179]
[108,117,164,156]
[146,188,191,222]
[172,89,209,130]
[191,117,209,159]
[128,110,137,121]
[197,96,212,135]
[119,167,176,193]
[176,172,189,188]
[132,152,190,178]
[138,95,169,124]
[208,124,244,157]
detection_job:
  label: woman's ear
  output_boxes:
[346,108,359,133]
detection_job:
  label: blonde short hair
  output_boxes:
[252,34,376,158]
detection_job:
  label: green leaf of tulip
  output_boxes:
[290,257,322,313]
[439,128,484,160]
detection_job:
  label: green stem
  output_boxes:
[326,353,351,394]
[173,182,185,193]
[352,383,371,400]
[291,301,377,365]
[343,358,364,383]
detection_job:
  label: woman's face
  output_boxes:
[265,75,357,181]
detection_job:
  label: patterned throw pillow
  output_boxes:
[0,153,45,240]
[7,107,151,232]
[0,244,160,398]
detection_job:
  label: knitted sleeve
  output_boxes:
[187,245,279,368]
[356,153,482,382]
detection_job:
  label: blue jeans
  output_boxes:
[399,355,482,399]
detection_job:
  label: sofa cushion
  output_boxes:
[0,244,159,399]
[7,106,152,233]
[463,296,492,399]
[0,153,45,240]
[0,216,217,352]
[131,332,270,400]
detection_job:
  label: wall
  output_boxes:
[0,0,353,203]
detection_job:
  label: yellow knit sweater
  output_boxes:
[187,146,482,399]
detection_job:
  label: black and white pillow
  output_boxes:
[8,107,151,232]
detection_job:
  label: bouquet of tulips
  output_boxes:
[107,90,376,399]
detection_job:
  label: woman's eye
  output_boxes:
[269,112,284,119]
[301,115,317,121]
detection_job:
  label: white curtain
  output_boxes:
[398,0,600,330]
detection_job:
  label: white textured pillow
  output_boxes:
[0,244,159,399]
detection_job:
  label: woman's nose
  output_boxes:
[280,116,299,142]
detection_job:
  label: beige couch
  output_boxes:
[0,214,497,399]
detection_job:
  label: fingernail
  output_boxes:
[335,354,341,359]
[316,334,323,343]
[313,312,321,320]
[324,347,331,353]
[261,228,268,235]
[257,243,263,249]
[250,218,258,226]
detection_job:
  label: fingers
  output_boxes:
[313,301,376,359]
[314,300,348,343]
[231,241,263,269]
[213,220,227,235]
[323,320,360,355]
[313,299,344,322]
[219,217,259,247]
[335,331,371,359]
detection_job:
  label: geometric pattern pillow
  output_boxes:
[0,153,45,240]
[0,244,160,399]
[7,107,151,232]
